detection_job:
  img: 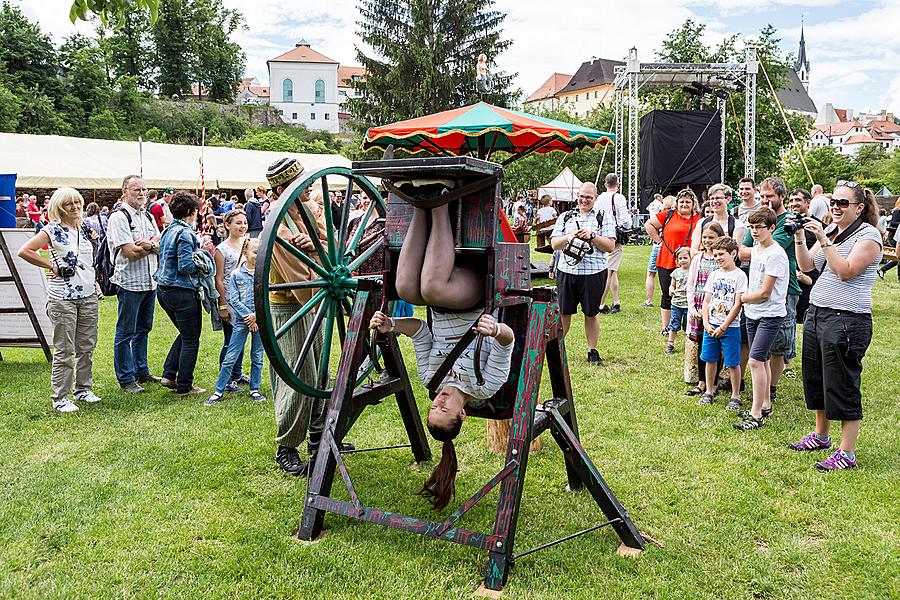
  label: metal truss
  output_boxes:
[613,46,759,209]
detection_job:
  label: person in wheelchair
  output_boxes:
[370,203,515,510]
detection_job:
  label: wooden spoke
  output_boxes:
[292,299,329,376]
[334,295,347,347]
[346,237,384,273]
[294,200,333,271]
[275,288,327,340]
[268,279,327,292]
[346,197,378,256]
[274,235,329,279]
[317,300,336,390]
[338,178,355,249]
[321,175,337,261]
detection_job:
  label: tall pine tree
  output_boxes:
[350,0,517,131]
[153,0,193,97]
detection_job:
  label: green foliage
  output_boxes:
[851,144,888,180]
[153,0,193,98]
[0,83,22,130]
[95,7,156,90]
[875,149,900,193]
[782,146,853,192]
[188,0,246,103]
[86,109,122,139]
[350,0,518,132]
[69,0,159,25]
[142,126,167,142]
[232,129,335,154]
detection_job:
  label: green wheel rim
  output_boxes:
[254,167,386,398]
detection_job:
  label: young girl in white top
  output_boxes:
[213,209,249,391]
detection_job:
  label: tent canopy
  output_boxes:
[0,133,350,190]
[537,167,583,203]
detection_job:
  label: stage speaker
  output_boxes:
[638,109,721,211]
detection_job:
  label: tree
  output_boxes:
[851,144,888,180]
[69,0,159,25]
[350,0,517,131]
[782,146,853,192]
[58,34,113,134]
[875,149,900,194]
[0,2,62,98]
[96,8,156,90]
[153,0,193,97]
[187,0,245,103]
[0,83,21,130]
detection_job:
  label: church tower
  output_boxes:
[795,19,810,91]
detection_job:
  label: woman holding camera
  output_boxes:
[789,182,882,471]
[18,187,100,413]
[644,189,701,337]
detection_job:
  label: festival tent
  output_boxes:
[537,167,582,203]
[0,132,350,190]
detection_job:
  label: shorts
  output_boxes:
[607,243,624,271]
[802,306,870,421]
[668,305,688,332]
[770,294,799,358]
[740,310,749,344]
[700,326,741,367]
[647,242,661,273]
[557,270,608,317]
[745,316,782,362]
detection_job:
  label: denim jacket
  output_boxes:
[227,264,255,321]
[154,220,198,289]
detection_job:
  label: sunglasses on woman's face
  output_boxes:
[829,198,861,208]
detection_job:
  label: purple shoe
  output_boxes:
[788,433,831,452]
[815,450,857,472]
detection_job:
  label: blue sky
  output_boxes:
[21,0,900,119]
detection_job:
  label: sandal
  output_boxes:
[698,393,714,406]
[738,407,773,419]
[685,386,704,396]
[733,415,765,431]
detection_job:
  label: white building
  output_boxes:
[268,40,341,133]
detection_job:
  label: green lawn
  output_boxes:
[1,246,898,599]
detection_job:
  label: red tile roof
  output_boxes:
[815,120,864,137]
[834,108,848,122]
[338,66,366,85]
[867,120,900,134]
[525,73,572,103]
[248,86,269,97]
[843,134,882,145]
[270,43,338,64]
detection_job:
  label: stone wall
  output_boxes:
[159,100,285,128]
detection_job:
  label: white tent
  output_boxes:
[537,167,582,203]
[0,132,350,190]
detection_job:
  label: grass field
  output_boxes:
[1,246,898,599]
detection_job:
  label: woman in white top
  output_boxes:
[18,187,101,413]
[788,182,882,471]
[214,209,249,391]
[690,184,745,255]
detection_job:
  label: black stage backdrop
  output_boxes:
[638,109,721,210]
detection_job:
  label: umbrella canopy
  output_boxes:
[362,101,614,160]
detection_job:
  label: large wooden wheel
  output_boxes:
[254,167,386,398]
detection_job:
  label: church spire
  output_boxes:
[795,16,810,91]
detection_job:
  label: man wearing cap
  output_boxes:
[265,158,349,476]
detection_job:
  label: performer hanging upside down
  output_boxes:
[370,204,514,510]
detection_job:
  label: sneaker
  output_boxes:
[120,381,145,394]
[609,304,621,314]
[587,349,603,365]
[877,269,885,280]
[661,328,670,337]
[725,397,742,410]
[235,375,251,386]
[640,300,653,308]
[598,304,610,314]
[73,390,102,403]
[204,392,224,406]
[176,386,207,396]
[665,343,675,354]
[53,398,79,413]
[815,450,857,472]
[137,374,161,384]
[788,432,832,452]
[275,446,307,476]
[698,393,715,406]
[248,390,267,401]
[224,381,241,393]
[160,378,178,390]
[733,415,764,431]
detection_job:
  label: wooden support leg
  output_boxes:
[545,336,581,491]
[546,403,645,551]
[379,334,431,463]
[482,302,549,591]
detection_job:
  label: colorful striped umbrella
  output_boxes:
[362,101,614,162]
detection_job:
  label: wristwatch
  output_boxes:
[589,232,596,240]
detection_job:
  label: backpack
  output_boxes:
[94,208,154,296]
[701,214,736,237]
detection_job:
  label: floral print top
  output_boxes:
[43,222,96,301]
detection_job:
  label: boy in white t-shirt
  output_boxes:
[734,207,788,431]
[699,236,748,409]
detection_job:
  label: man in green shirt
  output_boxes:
[739,177,801,406]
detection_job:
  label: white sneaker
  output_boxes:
[74,390,102,403]
[53,398,79,413]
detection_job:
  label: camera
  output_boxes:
[784,213,808,235]
[563,236,594,263]
[57,264,76,278]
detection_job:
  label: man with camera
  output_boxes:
[739,177,801,405]
[595,173,632,315]
[550,182,617,365]
[788,188,822,323]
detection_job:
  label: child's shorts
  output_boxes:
[745,316,782,362]
[669,305,688,332]
[700,326,741,367]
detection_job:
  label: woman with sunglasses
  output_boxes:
[788,181,882,471]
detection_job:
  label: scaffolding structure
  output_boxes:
[614,45,759,210]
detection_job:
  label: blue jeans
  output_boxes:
[219,319,244,382]
[215,320,264,393]
[114,288,156,385]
